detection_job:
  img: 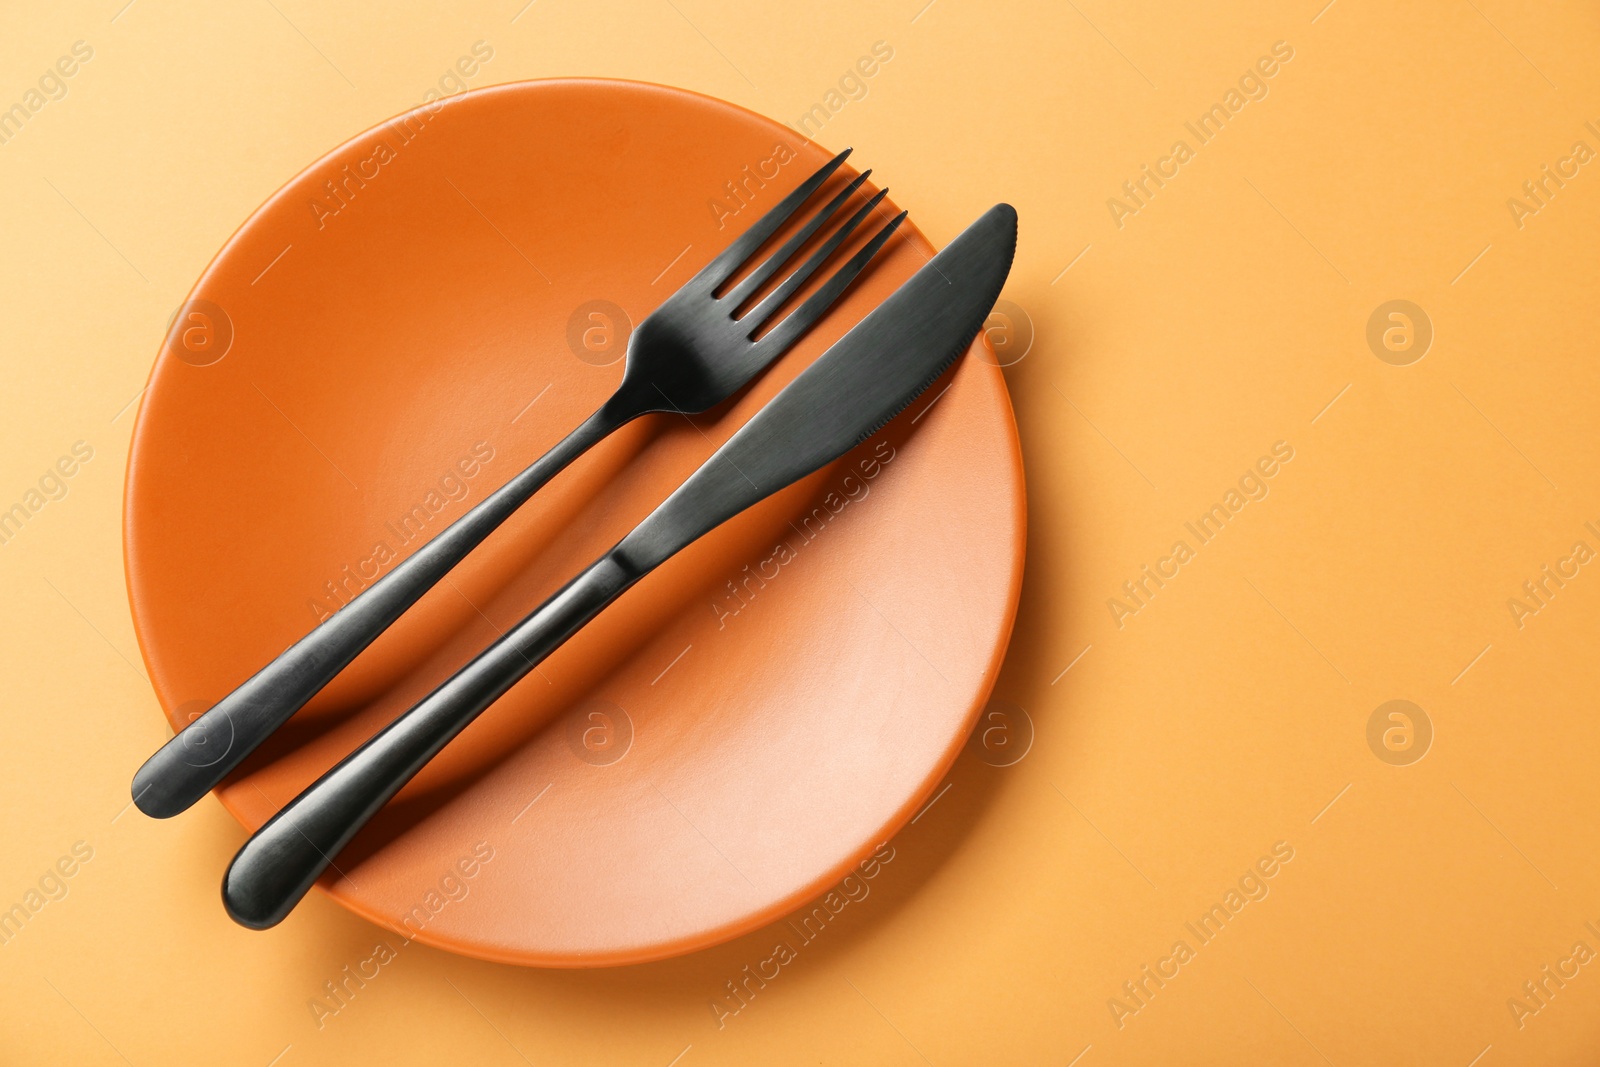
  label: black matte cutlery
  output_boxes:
[133,148,902,819]
[221,203,1018,929]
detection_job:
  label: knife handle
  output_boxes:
[222,550,640,929]
[132,401,629,820]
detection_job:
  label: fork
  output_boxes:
[132,147,904,819]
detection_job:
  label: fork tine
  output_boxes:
[742,188,890,333]
[721,170,873,309]
[754,209,908,354]
[691,148,852,290]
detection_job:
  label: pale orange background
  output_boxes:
[3,0,1598,1064]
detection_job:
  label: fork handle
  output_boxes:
[131,397,633,820]
[221,550,640,929]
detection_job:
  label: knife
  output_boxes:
[222,203,1017,929]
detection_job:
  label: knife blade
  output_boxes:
[619,201,1018,571]
[222,203,1017,929]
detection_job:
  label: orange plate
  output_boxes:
[124,79,1025,966]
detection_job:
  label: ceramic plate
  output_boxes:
[124,79,1024,966]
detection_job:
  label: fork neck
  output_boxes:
[602,374,663,423]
